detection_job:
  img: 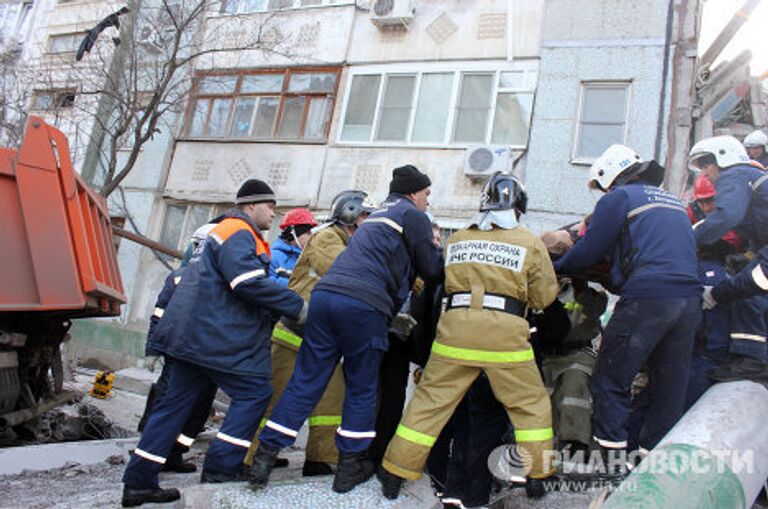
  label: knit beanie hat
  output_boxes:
[389,165,431,195]
[236,179,276,205]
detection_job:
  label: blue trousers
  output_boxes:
[729,294,768,362]
[137,356,217,451]
[592,296,700,451]
[123,360,271,489]
[259,290,388,453]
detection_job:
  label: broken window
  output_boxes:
[186,68,339,142]
[575,82,630,161]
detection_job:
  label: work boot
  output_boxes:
[332,451,375,493]
[525,475,559,498]
[200,466,247,483]
[709,354,768,383]
[121,486,180,507]
[302,460,333,476]
[378,468,404,500]
[161,450,196,473]
[247,444,279,490]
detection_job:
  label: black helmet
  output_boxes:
[330,190,376,226]
[479,172,527,213]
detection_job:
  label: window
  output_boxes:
[158,202,231,254]
[220,0,340,14]
[339,67,537,146]
[574,82,630,161]
[47,32,84,54]
[186,69,339,141]
[31,90,76,110]
[0,1,32,40]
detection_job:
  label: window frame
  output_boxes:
[571,81,632,165]
[47,32,86,54]
[30,89,77,111]
[337,61,539,149]
[158,201,232,254]
[218,0,354,15]
[184,67,341,143]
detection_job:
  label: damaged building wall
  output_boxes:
[524,0,685,233]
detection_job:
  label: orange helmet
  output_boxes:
[693,174,716,201]
[279,208,318,230]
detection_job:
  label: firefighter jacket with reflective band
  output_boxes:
[432,225,558,367]
[695,164,768,251]
[314,194,442,319]
[268,239,302,288]
[272,225,350,351]
[145,268,184,357]
[712,244,768,303]
[555,183,701,299]
[156,209,304,377]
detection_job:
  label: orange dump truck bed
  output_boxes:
[0,117,125,316]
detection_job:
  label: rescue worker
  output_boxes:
[689,135,768,380]
[743,129,768,168]
[121,179,306,507]
[379,171,559,500]
[137,224,219,473]
[554,145,701,470]
[244,190,375,476]
[136,267,215,474]
[367,216,443,468]
[250,165,442,494]
[269,208,318,286]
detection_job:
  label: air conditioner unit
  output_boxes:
[370,0,414,30]
[463,145,512,179]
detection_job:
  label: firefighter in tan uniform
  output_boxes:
[244,190,375,475]
[380,172,559,499]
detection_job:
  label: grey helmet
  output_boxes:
[330,190,376,226]
[479,172,528,213]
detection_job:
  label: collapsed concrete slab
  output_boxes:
[0,437,138,475]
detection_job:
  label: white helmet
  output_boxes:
[689,135,749,169]
[743,130,768,148]
[589,144,642,191]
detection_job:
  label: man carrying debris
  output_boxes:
[121,179,305,507]
[554,145,701,475]
[690,135,768,381]
[379,172,560,500]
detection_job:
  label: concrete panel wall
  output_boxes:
[319,146,484,224]
[542,0,668,41]
[197,5,355,69]
[164,141,329,206]
[348,0,541,64]
[524,0,669,220]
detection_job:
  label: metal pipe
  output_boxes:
[604,381,768,508]
[0,391,76,429]
[111,225,184,260]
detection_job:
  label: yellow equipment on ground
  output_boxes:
[90,370,115,399]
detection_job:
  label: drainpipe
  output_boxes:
[603,381,768,509]
[654,0,675,162]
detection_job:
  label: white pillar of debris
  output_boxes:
[605,380,768,508]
